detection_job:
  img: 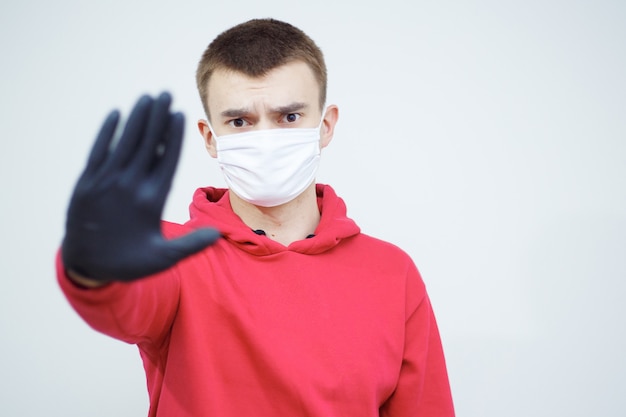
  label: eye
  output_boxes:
[228,118,249,128]
[282,113,301,123]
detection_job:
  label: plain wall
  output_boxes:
[1,0,624,415]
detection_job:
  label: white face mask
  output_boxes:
[209,115,324,207]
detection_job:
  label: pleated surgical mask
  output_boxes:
[209,114,325,207]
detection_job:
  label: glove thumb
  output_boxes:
[162,227,221,261]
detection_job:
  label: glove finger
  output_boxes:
[146,111,185,205]
[106,95,154,173]
[82,110,120,177]
[126,92,174,180]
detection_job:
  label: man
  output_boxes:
[58,18,455,416]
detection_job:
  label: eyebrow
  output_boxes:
[271,102,308,114]
[220,108,251,118]
[219,102,309,119]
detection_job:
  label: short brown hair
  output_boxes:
[196,18,327,117]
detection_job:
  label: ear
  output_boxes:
[320,105,339,149]
[197,119,217,158]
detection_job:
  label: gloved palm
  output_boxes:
[62,92,220,282]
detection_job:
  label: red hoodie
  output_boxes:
[57,184,454,416]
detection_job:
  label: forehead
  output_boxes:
[206,61,320,114]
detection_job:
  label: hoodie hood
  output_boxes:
[185,184,360,256]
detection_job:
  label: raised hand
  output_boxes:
[61,92,220,282]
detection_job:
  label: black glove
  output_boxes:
[61,92,220,282]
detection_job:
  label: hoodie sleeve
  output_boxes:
[56,249,180,347]
[380,264,455,417]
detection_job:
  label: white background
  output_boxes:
[1,0,625,416]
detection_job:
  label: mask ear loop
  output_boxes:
[317,106,328,133]
[206,120,219,139]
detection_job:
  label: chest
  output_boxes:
[174,248,407,404]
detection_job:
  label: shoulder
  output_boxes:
[350,232,425,285]
[339,233,422,278]
[349,232,415,263]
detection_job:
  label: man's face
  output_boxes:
[198,60,338,158]
[210,60,322,128]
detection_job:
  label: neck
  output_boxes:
[229,183,320,246]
